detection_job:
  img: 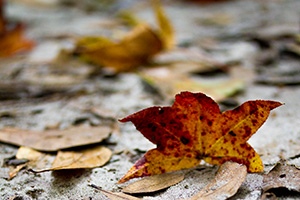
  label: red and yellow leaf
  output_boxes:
[118,91,283,183]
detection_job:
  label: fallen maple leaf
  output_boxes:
[118,91,283,183]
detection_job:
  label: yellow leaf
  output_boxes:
[75,0,174,72]
[76,24,162,72]
[152,0,175,49]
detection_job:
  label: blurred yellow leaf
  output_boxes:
[140,64,244,102]
[75,0,174,72]
[152,0,175,49]
[76,24,162,72]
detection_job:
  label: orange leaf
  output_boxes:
[0,23,34,57]
[118,91,283,183]
[0,0,5,34]
[0,1,34,57]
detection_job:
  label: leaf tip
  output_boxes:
[119,116,131,123]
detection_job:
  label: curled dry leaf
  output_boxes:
[102,191,141,200]
[6,146,51,179]
[188,161,247,200]
[90,184,141,200]
[75,0,173,72]
[118,91,283,183]
[16,146,52,170]
[0,124,112,151]
[122,172,184,194]
[7,164,27,180]
[262,161,300,194]
[16,146,112,172]
[32,145,112,172]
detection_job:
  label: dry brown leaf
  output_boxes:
[11,146,111,176]
[16,146,52,170]
[0,124,112,151]
[102,191,141,200]
[262,161,300,193]
[90,184,141,200]
[6,146,51,180]
[8,164,26,180]
[50,146,111,170]
[122,172,184,194]
[16,146,45,160]
[29,145,112,172]
[188,161,247,200]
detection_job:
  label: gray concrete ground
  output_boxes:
[1,0,300,199]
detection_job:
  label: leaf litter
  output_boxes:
[5,145,112,179]
[3,0,298,198]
